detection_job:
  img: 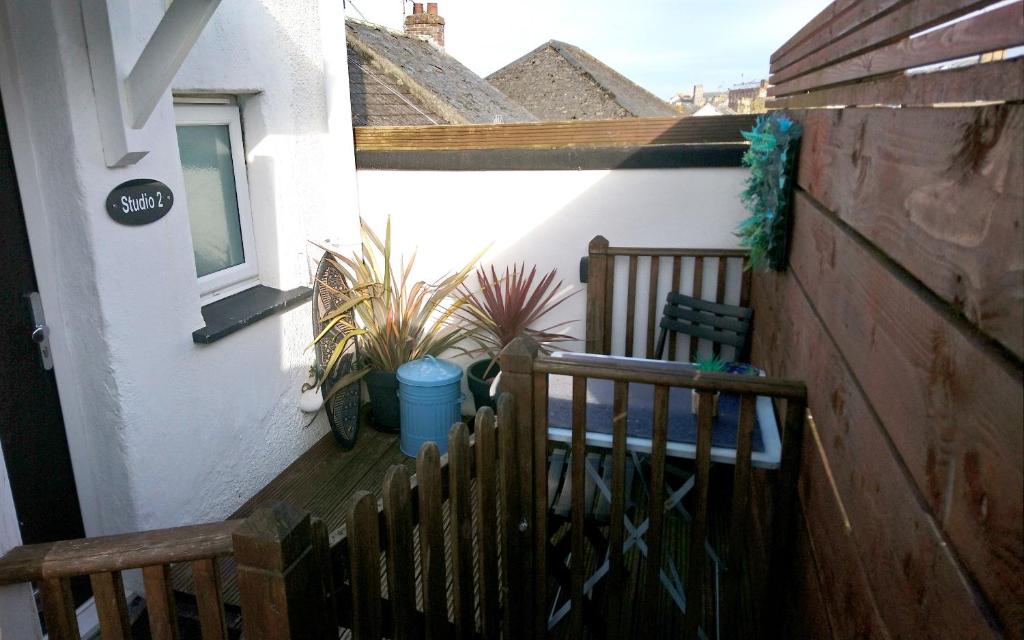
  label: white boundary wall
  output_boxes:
[356,167,750,374]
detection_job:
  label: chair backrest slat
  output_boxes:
[656,292,753,361]
[666,291,753,318]
[659,317,747,349]
[663,305,751,334]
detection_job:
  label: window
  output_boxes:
[174,102,257,299]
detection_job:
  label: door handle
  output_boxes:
[26,292,54,370]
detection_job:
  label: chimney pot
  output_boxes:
[404,2,444,47]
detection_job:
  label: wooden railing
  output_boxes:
[0,509,336,639]
[0,520,243,639]
[583,235,752,360]
[335,405,508,639]
[0,345,806,640]
[499,338,808,639]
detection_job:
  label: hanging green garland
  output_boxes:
[737,112,802,271]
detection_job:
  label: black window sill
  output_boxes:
[192,284,313,344]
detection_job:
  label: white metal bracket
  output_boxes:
[81,0,222,167]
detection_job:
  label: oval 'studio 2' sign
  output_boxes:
[106,179,174,226]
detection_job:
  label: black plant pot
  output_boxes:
[365,369,401,432]
[467,358,500,411]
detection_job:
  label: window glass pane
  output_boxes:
[176,124,245,278]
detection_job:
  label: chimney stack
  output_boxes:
[405,3,445,48]
[693,84,705,107]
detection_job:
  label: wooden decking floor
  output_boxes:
[170,417,414,608]
[167,418,763,639]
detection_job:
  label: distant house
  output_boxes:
[486,40,678,121]
[671,84,732,116]
[727,80,769,114]
[347,7,534,127]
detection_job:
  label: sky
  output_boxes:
[343,0,831,99]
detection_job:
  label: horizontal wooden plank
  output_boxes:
[752,269,1001,637]
[533,352,808,398]
[771,0,859,64]
[771,0,907,74]
[770,1,1024,97]
[605,246,749,258]
[797,105,1023,359]
[355,144,746,171]
[767,55,1024,108]
[771,0,991,84]
[795,434,892,639]
[0,520,241,585]
[353,115,758,150]
[787,193,1023,632]
[785,510,840,640]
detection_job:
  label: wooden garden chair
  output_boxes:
[653,292,753,362]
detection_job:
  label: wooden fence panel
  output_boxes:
[354,115,758,151]
[751,265,1004,636]
[191,558,228,640]
[142,565,180,640]
[797,105,1024,359]
[682,389,712,638]
[39,577,81,640]
[90,571,131,640]
[770,0,991,83]
[448,424,475,639]
[790,191,1022,629]
[383,466,417,640]
[415,444,449,640]
[347,492,383,640]
[770,1,1024,97]
[475,409,501,640]
[769,55,1024,110]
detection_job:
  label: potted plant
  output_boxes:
[692,354,728,417]
[311,217,482,431]
[460,264,576,410]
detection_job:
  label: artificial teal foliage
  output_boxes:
[737,112,802,271]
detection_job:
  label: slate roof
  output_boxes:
[346,19,535,126]
[486,40,678,121]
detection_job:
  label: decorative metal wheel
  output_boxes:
[312,252,362,449]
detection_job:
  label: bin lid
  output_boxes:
[397,356,463,387]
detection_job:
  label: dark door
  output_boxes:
[0,91,89,604]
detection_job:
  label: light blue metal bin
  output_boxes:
[397,356,463,457]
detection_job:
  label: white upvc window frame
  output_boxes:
[174,102,259,301]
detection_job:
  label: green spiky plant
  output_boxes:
[737,112,802,271]
[310,217,485,400]
[459,264,577,376]
[694,354,728,373]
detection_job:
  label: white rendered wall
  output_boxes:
[356,168,749,374]
[0,0,359,572]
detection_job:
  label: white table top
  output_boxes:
[543,351,782,469]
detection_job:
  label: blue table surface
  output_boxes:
[546,364,766,453]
